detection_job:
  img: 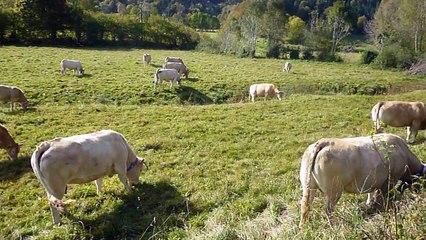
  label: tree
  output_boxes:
[19,0,71,40]
[288,16,306,44]
[325,1,351,55]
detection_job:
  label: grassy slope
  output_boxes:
[0,46,425,239]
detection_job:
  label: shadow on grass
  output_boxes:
[410,136,426,145]
[1,107,37,115]
[69,181,197,239]
[0,155,32,182]
[175,86,213,104]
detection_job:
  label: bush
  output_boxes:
[301,49,314,60]
[316,51,343,62]
[289,49,300,59]
[374,44,415,69]
[265,43,281,58]
[361,50,378,64]
[196,33,221,53]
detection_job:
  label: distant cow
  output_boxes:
[299,133,426,228]
[143,54,152,65]
[0,124,19,160]
[164,62,189,79]
[30,130,147,224]
[153,68,181,90]
[0,85,28,111]
[249,83,282,102]
[60,59,84,75]
[371,101,426,143]
[283,62,292,73]
[164,57,184,65]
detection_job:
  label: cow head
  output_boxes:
[127,157,147,186]
[184,69,190,79]
[21,100,28,111]
[79,68,85,75]
[7,143,19,160]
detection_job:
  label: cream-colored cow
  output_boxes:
[0,85,28,111]
[249,83,282,102]
[299,133,425,228]
[372,101,426,143]
[31,130,147,224]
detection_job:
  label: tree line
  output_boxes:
[0,0,200,48]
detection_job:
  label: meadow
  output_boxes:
[0,46,425,239]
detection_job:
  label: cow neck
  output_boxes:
[127,158,139,172]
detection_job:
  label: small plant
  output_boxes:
[361,50,378,64]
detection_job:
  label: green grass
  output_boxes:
[0,46,425,239]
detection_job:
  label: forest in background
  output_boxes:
[0,0,425,70]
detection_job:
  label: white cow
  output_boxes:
[249,83,282,102]
[299,133,426,228]
[0,85,28,111]
[31,130,147,224]
[143,53,152,65]
[371,101,426,143]
[60,59,84,75]
[164,57,184,65]
[153,68,181,90]
[164,61,189,79]
[283,62,292,73]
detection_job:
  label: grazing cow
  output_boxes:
[60,59,84,75]
[164,57,184,65]
[283,62,292,73]
[0,85,28,111]
[249,83,282,102]
[30,130,147,224]
[164,61,189,79]
[299,133,426,228]
[0,124,19,160]
[153,68,181,90]
[371,101,426,143]
[143,53,152,65]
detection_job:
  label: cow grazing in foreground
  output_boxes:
[249,83,282,102]
[60,59,84,75]
[164,57,184,65]
[0,124,19,160]
[283,62,292,73]
[30,130,147,225]
[164,61,189,79]
[299,133,426,228]
[371,101,426,143]
[143,54,152,65]
[153,68,181,90]
[0,85,28,111]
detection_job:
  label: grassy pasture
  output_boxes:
[0,46,425,239]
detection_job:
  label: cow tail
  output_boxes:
[299,139,332,228]
[372,102,384,133]
[155,68,161,83]
[31,141,65,211]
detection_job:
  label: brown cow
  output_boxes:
[0,85,28,111]
[0,124,19,160]
[371,101,426,143]
[299,133,425,228]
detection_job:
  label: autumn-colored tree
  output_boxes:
[288,16,306,44]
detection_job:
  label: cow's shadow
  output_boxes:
[175,86,213,104]
[0,155,32,182]
[67,181,198,239]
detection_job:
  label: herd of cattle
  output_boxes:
[0,54,425,228]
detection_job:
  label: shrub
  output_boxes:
[316,51,343,62]
[289,49,300,59]
[374,44,415,69]
[361,50,378,64]
[196,33,221,53]
[301,49,314,60]
[265,43,281,58]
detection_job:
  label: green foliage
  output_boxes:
[374,44,415,69]
[361,50,378,64]
[265,43,282,59]
[302,49,314,60]
[288,16,306,44]
[289,49,300,59]
[316,51,343,62]
[188,12,220,30]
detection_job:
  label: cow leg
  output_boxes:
[325,190,342,216]
[95,178,103,194]
[113,164,131,191]
[408,121,421,143]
